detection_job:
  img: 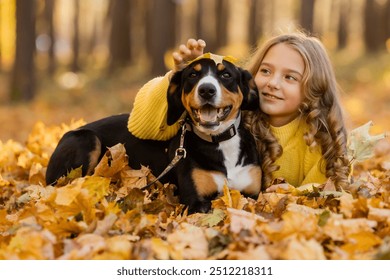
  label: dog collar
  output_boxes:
[186,113,241,143]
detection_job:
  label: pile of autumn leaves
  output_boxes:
[0,120,389,260]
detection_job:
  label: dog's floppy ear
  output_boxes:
[239,68,259,111]
[167,70,185,125]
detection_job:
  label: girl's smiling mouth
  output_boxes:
[262,92,284,100]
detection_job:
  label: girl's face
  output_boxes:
[254,43,305,127]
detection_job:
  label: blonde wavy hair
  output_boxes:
[242,31,350,189]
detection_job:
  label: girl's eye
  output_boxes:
[259,68,270,75]
[285,75,298,81]
[221,72,231,79]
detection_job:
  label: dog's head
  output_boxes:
[167,53,259,135]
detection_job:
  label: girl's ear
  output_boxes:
[239,69,259,111]
[167,71,185,125]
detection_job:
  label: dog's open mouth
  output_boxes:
[191,105,232,127]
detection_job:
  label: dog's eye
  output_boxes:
[189,72,198,78]
[221,72,232,79]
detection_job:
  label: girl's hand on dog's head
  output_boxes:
[172,38,206,72]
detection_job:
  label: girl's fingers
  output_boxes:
[172,52,183,65]
[187,38,206,54]
[186,38,198,50]
[178,44,191,56]
[173,38,206,71]
[196,39,206,51]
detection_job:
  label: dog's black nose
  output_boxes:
[198,83,216,99]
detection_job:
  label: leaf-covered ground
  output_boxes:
[0,120,389,260]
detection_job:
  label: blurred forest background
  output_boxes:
[0,0,389,142]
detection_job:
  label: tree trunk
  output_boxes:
[45,0,56,76]
[300,0,315,34]
[248,0,264,47]
[384,0,390,44]
[146,0,176,75]
[0,4,2,70]
[10,0,36,102]
[215,0,228,50]
[196,0,217,52]
[196,0,203,40]
[71,0,80,72]
[108,0,131,72]
[337,0,349,50]
[364,0,384,52]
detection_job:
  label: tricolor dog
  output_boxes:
[46,53,262,213]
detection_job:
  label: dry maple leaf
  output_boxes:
[0,174,11,187]
[322,214,378,241]
[228,245,271,260]
[0,227,56,260]
[167,223,208,260]
[227,208,267,234]
[341,231,382,255]
[93,143,128,178]
[212,185,248,210]
[280,237,326,260]
[60,233,107,260]
[347,121,387,163]
[150,237,170,260]
[119,166,151,190]
[198,208,226,227]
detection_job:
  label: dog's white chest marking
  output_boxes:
[211,134,254,192]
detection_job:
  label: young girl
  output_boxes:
[243,32,350,188]
[128,32,350,189]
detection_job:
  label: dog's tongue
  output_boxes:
[199,107,218,122]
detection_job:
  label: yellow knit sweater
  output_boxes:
[128,74,327,187]
[128,71,181,140]
[270,117,327,187]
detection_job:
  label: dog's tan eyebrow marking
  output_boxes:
[193,63,202,71]
[217,64,225,71]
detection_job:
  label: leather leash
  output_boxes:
[141,121,187,190]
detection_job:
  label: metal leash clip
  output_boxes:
[175,124,187,158]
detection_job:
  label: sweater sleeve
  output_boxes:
[128,71,181,141]
[301,148,328,186]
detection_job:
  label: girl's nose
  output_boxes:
[267,76,281,90]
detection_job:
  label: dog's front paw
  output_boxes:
[188,200,212,214]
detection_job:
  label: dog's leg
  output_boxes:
[189,196,220,214]
[46,129,101,185]
[175,168,219,213]
[179,186,214,214]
